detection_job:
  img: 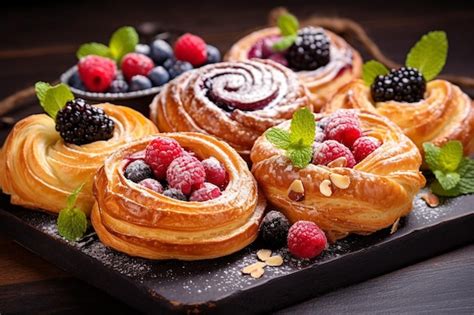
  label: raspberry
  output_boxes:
[286,27,330,71]
[201,157,229,189]
[259,210,290,249]
[144,137,183,179]
[78,56,117,92]
[166,154,206,195]
[352,136,381,162]
[312,140,356,168]
[325,110,362,147]
[121,53,155,81]
[371,67,426,103]
[287,221,327,259]
[163,188,187,201]
[174,33,207,67]
[124,160,153,183]
[138,178,163,193]
[189,183,222,202]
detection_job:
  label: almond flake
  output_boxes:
[265,255,283,266]
[319,179,332,197]
[242,261,266,274]
[421,192,439,208]
[330,173,351,189]
[390,218,400,234]
[257,249,272,261]
[327,157,347,168]
[250,267,265,279]
[288,179,305,201]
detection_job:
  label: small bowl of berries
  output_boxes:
[61,26,221,111]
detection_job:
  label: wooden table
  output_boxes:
[1,1,473,313]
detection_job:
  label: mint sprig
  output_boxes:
[35,82,74,119]
[423,141,474,197]
[57,184,88,241]
[265,108,315,168]
[362,60,389,86]
[77,26,138,62]
[272,13,299,52]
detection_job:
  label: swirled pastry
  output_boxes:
[251,110,425,241]
[91,133,266,260]
[150,59,313,158]
[0,104,158,215]
[226,27,362,103]
[324,80,474,154]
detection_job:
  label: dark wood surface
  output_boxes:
[1,0,474,314]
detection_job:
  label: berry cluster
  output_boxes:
[71,34,221,93]
[312,110,382,167]
[371,67,426,103]
[123,137,229,202]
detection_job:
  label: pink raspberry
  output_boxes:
[201,157,229,189]
[121,53,154,81]
[189,183,222,202]
[138,178,163,193]
[352,136,381,162]
[166,154,206,195]
[312,140,356,168]
[78,55,117,92]
[174,33,207,67]
[287,221,327,259]
[145,137,183,179]
[325,110,362,147]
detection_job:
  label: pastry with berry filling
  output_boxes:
[226,12,362,105]
[91,134,266,260]
[150,59,313,158]
[0,83,157,215]
[324,31,474,155]
[251,108,425,241]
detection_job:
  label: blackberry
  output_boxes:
[259,210,290,249]
[371,67,426,103]
[124,160,153,183]
[163,188,187,201]
[55,98,115,145]
[286,27,330,71]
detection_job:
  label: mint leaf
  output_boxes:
[35,81,51,108]
[362,60,389,86]
[109,26,138,62]
[277,13,299,36]
[273,35,297,52]
[423,142,441,170]
[36,83,74,119]
[265,128,291,149]
[406,31,448,81]
[290,108,315,146]
[287,146,312,169]
[438,140,463,172]
[77,42,111,59]
[433,170,460,190]
[57,207,87,241]
[66,183,85,209]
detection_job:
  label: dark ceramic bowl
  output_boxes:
[60,66,162,114]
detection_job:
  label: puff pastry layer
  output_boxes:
[0,104,158,215]
[226,27,362,103]
[324,80,474,154]
[91,133,266,260]
[150,59,313,158]
[251,111,425,241]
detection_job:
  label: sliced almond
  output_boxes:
[242,261,266,274]
[421,192,439,208]
[327,157,347,168]
[288,179,305,201]
[265,255,283,266]
[250,267,265,279]
[319,179,332,197]
[390,218,400,234]
[330,173,351,189]
[257,249,272,262]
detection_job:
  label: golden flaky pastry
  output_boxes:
[91,133,266,260]
[0,104,157,215]
[226,27,362,103]
[251,111,425,241]
[150,59,313,158]
[324,80,474,154]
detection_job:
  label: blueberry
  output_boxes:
[148,66,170,87]
[124,160,153,183]
[168,61,193,79]
[108,79,129,93]
[150,39,173,65]
[135,43,151,56]
[129,75,152,91]
[163,58,176,70]
[206,45,221,64]
[69,70,85,91]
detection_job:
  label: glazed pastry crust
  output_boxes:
[0,104,158,215]
[225,27,362,104]
[324,80,474,154]
[91,133,266,260]
[150,59,313,158]
[251,111,425,241]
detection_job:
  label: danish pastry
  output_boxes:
[150,59,313,158]
[91,133,266,260]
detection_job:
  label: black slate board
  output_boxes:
[1,188,473,314]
